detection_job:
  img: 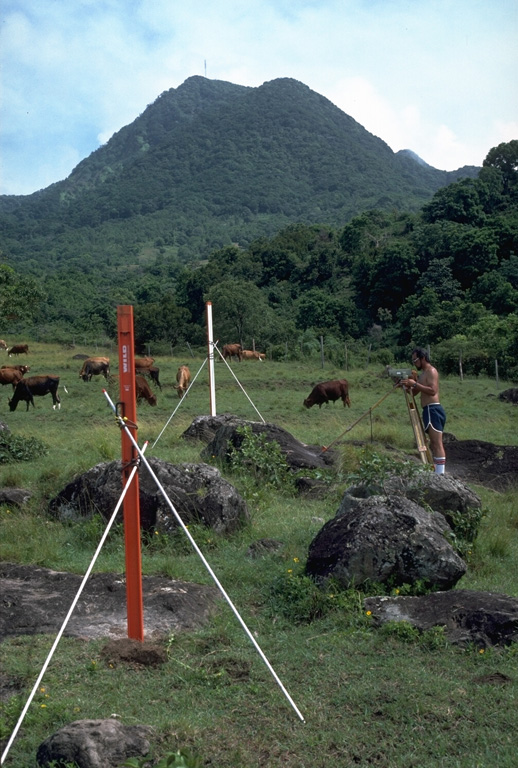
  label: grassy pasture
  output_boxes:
[0,343,517,767]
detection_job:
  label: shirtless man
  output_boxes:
[399,347,446,474]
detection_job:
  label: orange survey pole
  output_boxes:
[117,305,144,641]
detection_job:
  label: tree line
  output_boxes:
[1,141,517,379]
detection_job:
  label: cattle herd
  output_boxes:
[0,341,351,413]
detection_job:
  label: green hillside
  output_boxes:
[0,76,478,274]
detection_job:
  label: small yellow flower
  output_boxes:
[40,704,47,708]
[394,588,400,595]
[287,569,292,574]
[293,557,299,563]
[479,648,485,654]
[39,687,46,693]
[366,610,372,616]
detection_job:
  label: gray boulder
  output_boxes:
[200,418,336,471]
[306,495,466,590]
[36,718,153,768]
[0,563,220,640]
[364,589,518,647]
[182,413,246,443]
[48,458,249,534]
[347,472,481,534]
[0,488,31,507]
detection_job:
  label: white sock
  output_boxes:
[434,457,446,475]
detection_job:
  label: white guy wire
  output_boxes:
[1,443,148,766]
[151,358,208,448]
[103,389,305,723]
[214,345,266,423]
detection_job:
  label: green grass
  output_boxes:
[0,343,517,767]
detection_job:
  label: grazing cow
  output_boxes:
[0,368,25,389]
[79,356,110,382]
[8,375,61,411]
[0,340,8,351]
[1,364,30,374]
[110,374,157,406]
[303,379,351,409]
[134,356,155,369]
[7,344,29,357]
[176,365,191,398]
[241,350,266,361]
[135,364,161,389]
[135,375,157,406]
[222,343,242,362]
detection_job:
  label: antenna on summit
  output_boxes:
[204,59,207,77]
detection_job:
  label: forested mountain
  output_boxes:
[0,76,478,275]
[0,76,515,380]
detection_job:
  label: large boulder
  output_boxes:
[199,418,336,471]
[48,458,249,534]
[0,563,220,640]
[182,413,246,443]
[364,589,518,647]
[443,437,518,491]
[306,495,466,590]
[36,718,153,768]
[348,472,482,534]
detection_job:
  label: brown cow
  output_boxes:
[241,350,266,361]
[135,375,157,406]
[109,374,157,406]
[79,357,110,382]
[0,340,8,351]
[222,343,242,362]
[135,364,161,389]
[1,364,30,374]
[0,368,25,389]
[176,365,191,398]
[303,379,351,409]
[7,344,29,357]
[134,357,155,369]
[8,375,61,411]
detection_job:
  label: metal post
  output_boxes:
[206,302,216,416]
[117,305,144,641]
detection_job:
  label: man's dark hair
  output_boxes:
[411,347,430,362]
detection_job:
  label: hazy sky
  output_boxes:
[1,0,517,196]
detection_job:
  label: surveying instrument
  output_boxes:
[322,367,434,466]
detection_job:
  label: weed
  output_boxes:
[0,432,48,463]
[346,447,431,494]
[229,425,295,492]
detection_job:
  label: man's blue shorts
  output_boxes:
[422,403,446,433]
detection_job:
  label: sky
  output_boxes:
[1,0,517,196]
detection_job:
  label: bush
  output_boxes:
[0,433,48,464]
[229,425,294,492]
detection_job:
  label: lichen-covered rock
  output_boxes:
[364,589,518,647]
[306,495,466,590]
[48,458,249,534]
[36,719,153,768]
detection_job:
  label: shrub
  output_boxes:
[229,425,294,492]
[0,433,48,464]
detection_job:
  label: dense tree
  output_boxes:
[483,140,518,194]
[0,263,46,323]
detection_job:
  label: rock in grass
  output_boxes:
[306,495,466,590]
[36,719,153,768]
